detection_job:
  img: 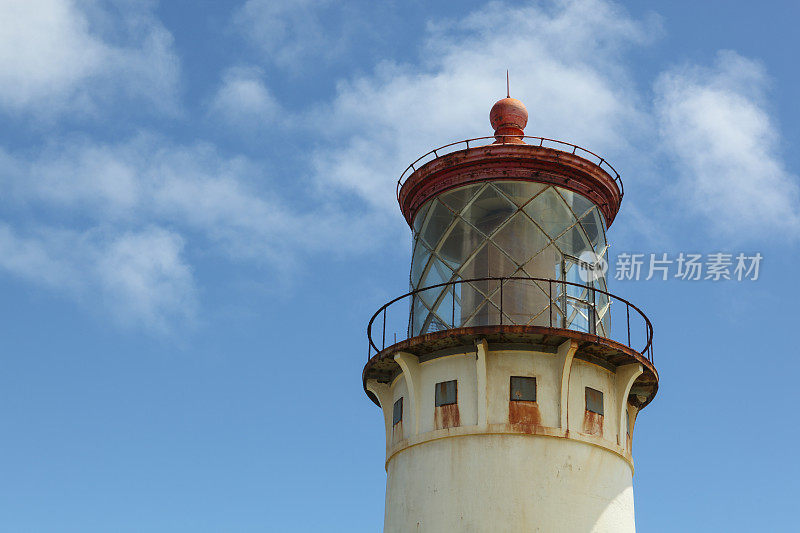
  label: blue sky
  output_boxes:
[0,0,798,531]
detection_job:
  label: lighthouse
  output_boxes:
[362,91,658,532]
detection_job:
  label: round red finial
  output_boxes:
[490,97,528,144]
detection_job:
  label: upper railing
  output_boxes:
[366,276,652,364]
[396,135,623,200]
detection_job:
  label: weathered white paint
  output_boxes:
[385,435,635,532]
[556,339,578,429]
[366,380,393,453]
[475,339,488,428]
[377,341,643,532]
[614,364,643,446]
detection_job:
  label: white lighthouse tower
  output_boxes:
[363,93,658,532]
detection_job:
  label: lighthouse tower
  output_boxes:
[363,93,658,532]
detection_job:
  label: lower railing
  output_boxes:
[366,276,653,363]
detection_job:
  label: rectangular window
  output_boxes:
[510,376,537,402]
[393,398,403,426]
[585,387,604,415]
[435,380,457,406]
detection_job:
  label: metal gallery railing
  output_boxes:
[396,135,623,199]
[367,276,652,363]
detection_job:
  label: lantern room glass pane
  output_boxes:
[411,240,433,288]
[409,181,611,339]
[521,244,562,280]
[559,188,594,219]
[420,200,456,250]
[438,218,485,270]
[523,187,574,239]
[492,212,549,265]
[413,201,432,235]
[461,185,516,236]
[555,225,592,259]
[579,209,606,252]
[495,181,546,207]
[460,241,517,279]
[439,183,482,213]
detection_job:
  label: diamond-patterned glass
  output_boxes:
[559,188,595,220]
[431,287,456,328]
[411,240,433,288]
[439,183,483,213]
[463,299,498,328]
[410,295,427,335]
[460,241,517,279]
[555,225,592,258]
[579,209,606,252]
[492,212,549,265]
[521,244,562,279]
[418,259,454,308]
[420,200,456,250]
[523,187,574,239]
[438,218,485,270]
[409,181,611,338]
[412,201,432,235]
[461,185,517,236]
[494,181,546,207]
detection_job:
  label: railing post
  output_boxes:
[382,307,386,350]
[626,303,631,347]
[451,284,455,327]
[589,286,596,335]
[549,280,553,328]
[499,279,504,325]
[561,280,567,328]
[410,294,415,338]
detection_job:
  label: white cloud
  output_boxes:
[0,224,79,289]
[310,0,658,213]
[0,135,384,294]
[0,0,180,117]
[0,224,196,331]
[232,0,355,69]
[208,67,279,127]
[655,51,800,239]
[96,228,196,332]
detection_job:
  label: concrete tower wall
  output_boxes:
[367,340,643,532]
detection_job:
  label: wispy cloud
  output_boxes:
[0,132,389,330]
[95,227,196,332]
[0,224,196,332]
[0,135,380,261]
[0,0,180,118]
[207,66,279,129]
[655,50,800,239]
[232,0,354,70]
